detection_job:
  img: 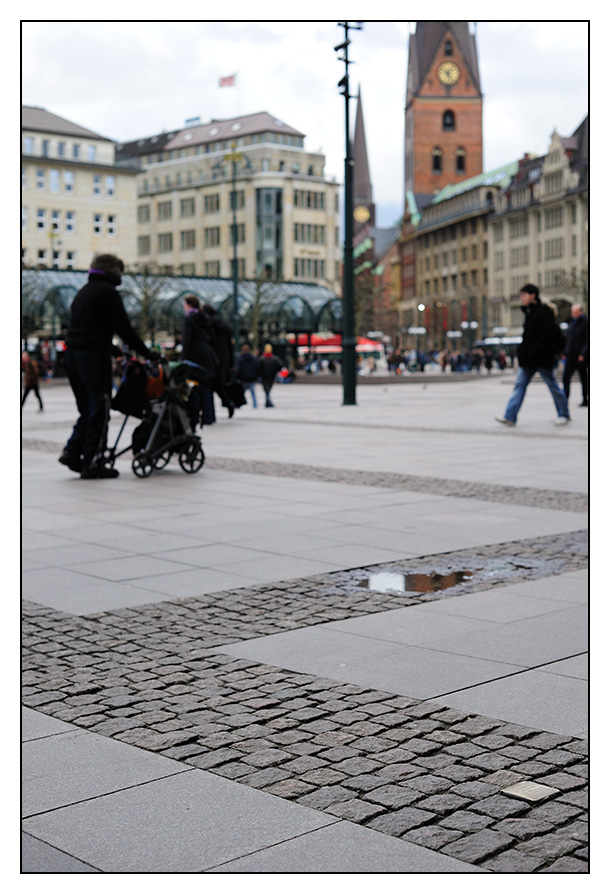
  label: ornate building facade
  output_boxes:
[116,111,341,290]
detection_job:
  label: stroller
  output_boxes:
[106,356,207,478]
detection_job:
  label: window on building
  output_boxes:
[57,141,66,157]
[37,249,46,263]
[106,175,115,196]
[180,230,196,250]
[444,39,453,56]
[107,215,116,236]
[24,136,34,154]
[138,235,151,256]
[66,252,75,269]
[443,110,455,131]
[137,204,150,223]
[37,209,46,230]
[66,211,75,232]
[52,250,60,269]
[36,169,45,190]
[157,200,172,220]
[64,171,74,193]
[204,194,220,213]
[93,213,102,234]
[158,232,173,253]
[455,147,466,173]
[180,197,196,217]
[49,169,60,192]
[73,144,80,159]
[205,261,220,276]
[93,175,101,196]
[51,210,60,232]
[42,140,50,157]
[432,147,443,173]
[204,227,221,247]
[87,145,96,161]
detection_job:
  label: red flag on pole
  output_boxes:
[219,74,236,87]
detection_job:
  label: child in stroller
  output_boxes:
[107,356,207,477]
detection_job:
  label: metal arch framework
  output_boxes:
[21,268,340,340]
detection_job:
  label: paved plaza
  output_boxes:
[21,371,589,873]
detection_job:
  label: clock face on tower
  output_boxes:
[438,61,460,85]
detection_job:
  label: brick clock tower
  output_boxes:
[405,21,483,197]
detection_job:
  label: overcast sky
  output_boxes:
[21,17,589,227]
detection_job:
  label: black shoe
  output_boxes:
[228,403,235,418]
[80,464,119,479]
[59,450,83,473]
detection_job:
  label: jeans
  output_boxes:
[242,380,257,408]
[64,349,113,466]
[504,365,569,423]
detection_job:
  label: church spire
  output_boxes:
[351,86,375,234]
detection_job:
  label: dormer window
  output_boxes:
[444,39,453,56]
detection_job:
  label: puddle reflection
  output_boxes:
[361,570,474,594]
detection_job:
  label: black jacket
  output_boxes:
[517,300,559,370]
[182,310,219,378]
[66,273,149,356]
[235,352,260,383]
[564,314,589,359]
[259,354,283,382]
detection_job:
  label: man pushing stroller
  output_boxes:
[59,253,158,479]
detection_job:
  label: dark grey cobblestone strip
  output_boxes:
[22,439,588,513]
[22,531,588,873]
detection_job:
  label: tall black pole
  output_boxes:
[336,21,362,406]
[231,156,239,364]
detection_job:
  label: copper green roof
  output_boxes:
[431,161,519,203]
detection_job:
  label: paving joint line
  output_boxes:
[22,439,588,514]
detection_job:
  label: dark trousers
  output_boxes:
[563,356,588,403]
[64,349,113,466]
[262,379,275,407]
[22,384,43,409]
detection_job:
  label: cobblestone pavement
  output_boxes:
[22,446,589,877]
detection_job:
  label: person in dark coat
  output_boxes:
[21,352,44,411]
[495,283,569,427]
[60,253,157,478]
[181,295,218,427]
[235,343,260,408]
[562,303,589,407]
[202,304,235,418]
[259,343,283,407]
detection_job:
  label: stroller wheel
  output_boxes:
[132,453,154,478]
[154,450,171,469]
[178,442,204,474]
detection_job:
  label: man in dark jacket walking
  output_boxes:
[562,303,589,407]
[60,254,157,478]
[182,295,217,426]
[495,283,570,427]
[202,304,236,418]
[259,343,283,407]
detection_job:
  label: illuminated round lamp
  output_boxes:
[353,205,370,223]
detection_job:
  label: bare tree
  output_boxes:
[123,262,176,345]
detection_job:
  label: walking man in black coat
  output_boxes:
[495,283,570,427]
[562,303,589,408]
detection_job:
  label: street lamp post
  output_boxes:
[335,21,363,406]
